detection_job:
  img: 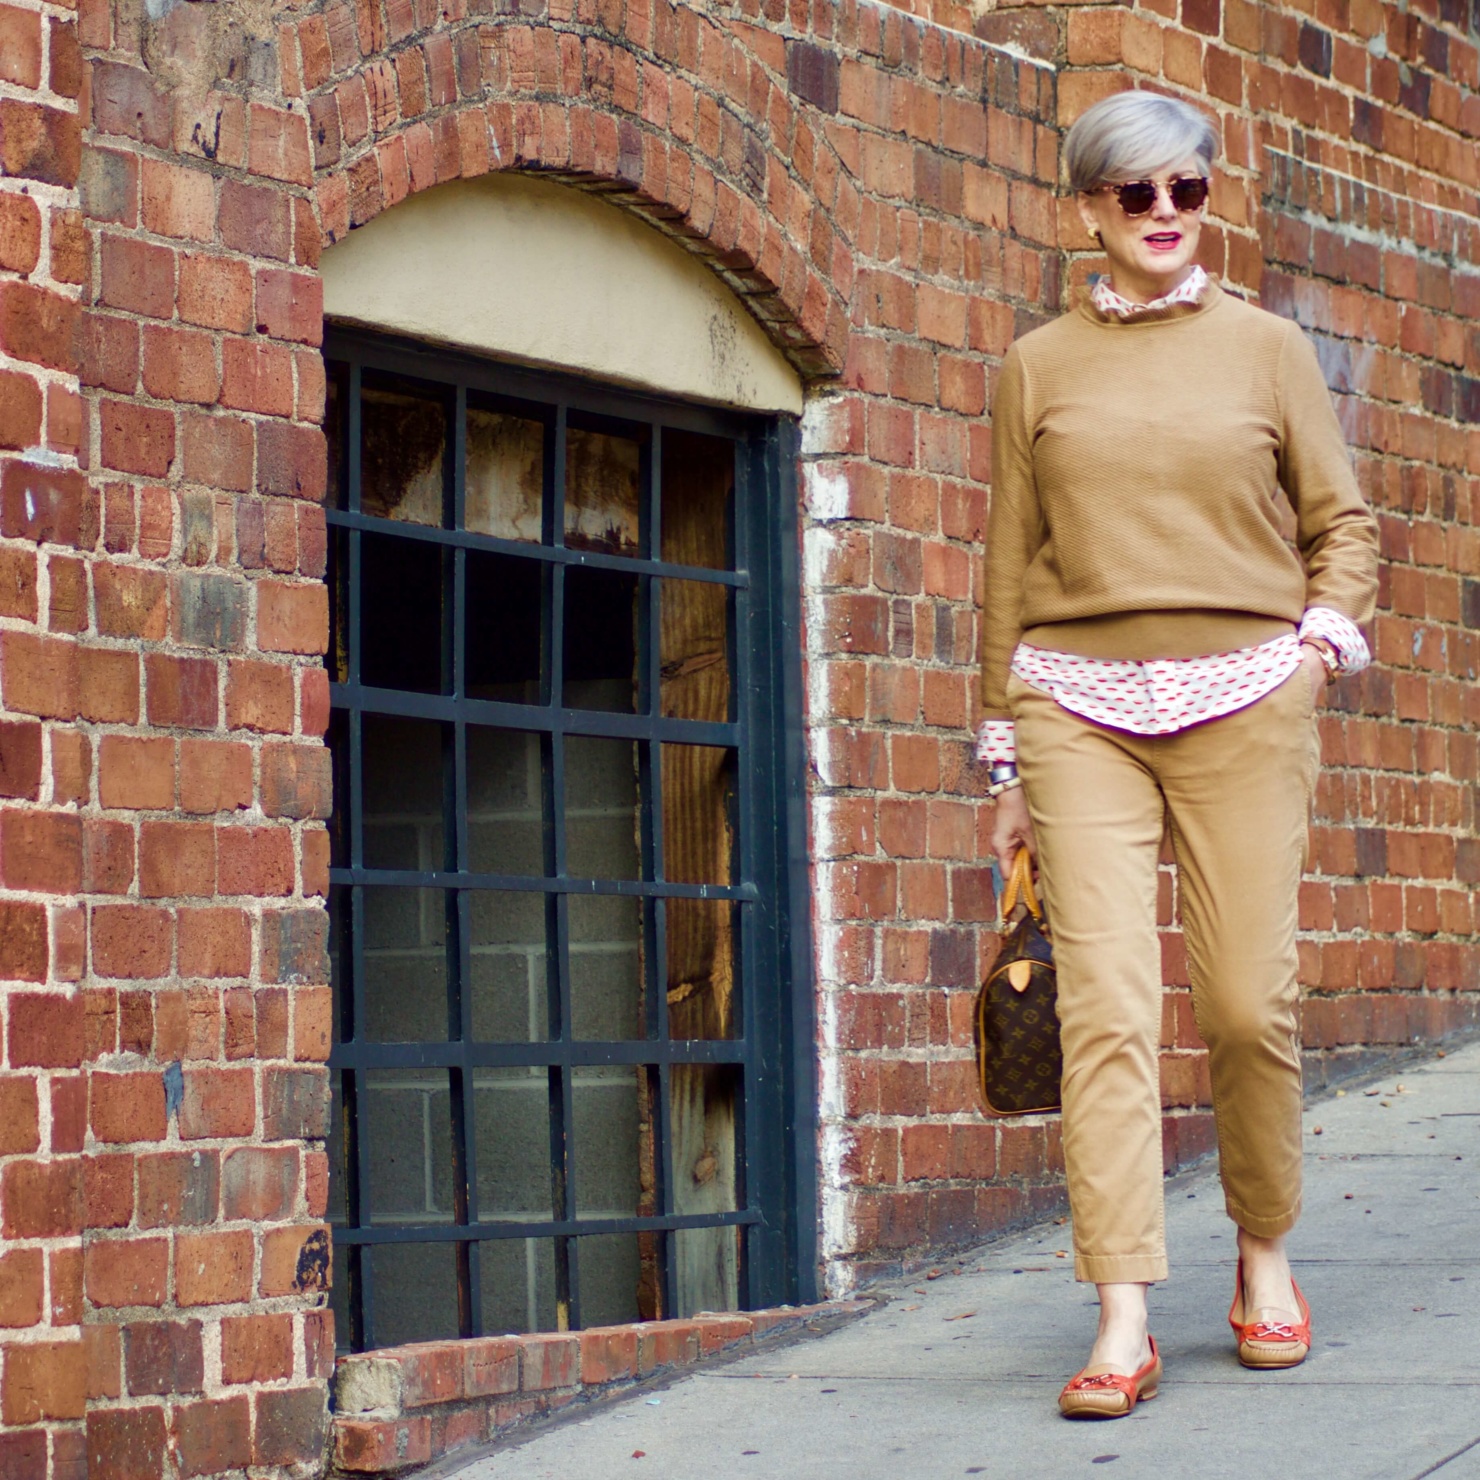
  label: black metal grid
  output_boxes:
[324,327,815,1352]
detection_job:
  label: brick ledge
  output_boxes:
[331,1302,875,1476]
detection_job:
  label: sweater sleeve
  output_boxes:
[978,342,1042,720]
[1276,325,1380,625]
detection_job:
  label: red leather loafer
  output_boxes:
[1229,1257,1311,1369]
[1058,1336,1161,1419]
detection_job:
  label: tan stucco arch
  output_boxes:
[321,172,805,416]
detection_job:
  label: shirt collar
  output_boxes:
[1090,265,1209,318]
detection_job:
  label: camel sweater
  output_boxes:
[979,282,1380,720]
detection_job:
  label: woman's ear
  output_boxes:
[1075,191,1102,242]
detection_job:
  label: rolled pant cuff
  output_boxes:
[1073,1252,1168,1285]
[1225,1197,1301,1239]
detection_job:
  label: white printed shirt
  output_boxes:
[977,269,1370,769]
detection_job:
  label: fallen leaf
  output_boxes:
[1344,1193,1354,1200]
[926,1269,944,1280]
[1364,1089,1380,1097]
[632,1452,646,1460]
[1312,1126,1323,1135]
[1055,1250,1068,1258]
[943,1311,977,1322]
[902,1304,922,1311]
[913,1289,927,1295]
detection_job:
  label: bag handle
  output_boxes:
[999,846,1042,922]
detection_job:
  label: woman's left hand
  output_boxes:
[1301,645,1328,705]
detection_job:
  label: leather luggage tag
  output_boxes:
[1006,959,1033,994]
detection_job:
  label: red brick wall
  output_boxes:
[70,0,336,1453]
[1,0,334,1470]
[0,0,1474,1467]
[1,0,88,1472]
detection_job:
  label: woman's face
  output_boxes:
[1077,157,1206,302]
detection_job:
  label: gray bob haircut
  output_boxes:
[1064,92,1218,194]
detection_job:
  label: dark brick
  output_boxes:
[1352,98,1383,149]
[787,41,840,113]
[262,1066,329,1140]
[1355,828,1387,878]
[0,1431,46,1480]
[1297,22,1332,76]
[175,573,247,651]
[125,1320,204,1397]
[86,1407,167,1480]
[0,720,42,799]
[253,1386,328,1467]
[1399,65,1431,118]
[261,908,328,985]
[929,927,975,990]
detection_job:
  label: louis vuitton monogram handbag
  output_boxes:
[974,847,1062,1117]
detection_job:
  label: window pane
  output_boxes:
[467,727,546,877]
[328,528,349,686]
[564,737,640,881]
[363,715,448,871]
[563,567,638,712]
[660,579,730,723]
[662,745,735,885]
[362,887,448,1042]
[572,1066,644,1217]
[466,551,544,705]
[666,898,737,1041]
[363,1067,455,1226]
[326,367,345,510]
[370,1242,459,1347]
[479,1237,557,1336]
[568,895,643,1041]
[468,892,549,1043]
[578,1232,644,1326]
[466,405,545,542]
[473,1068,553,1218]
[326,1070,349,1226]
[565,426,640,555]
[329,885,351,1038]
[361,531,446,694]
[329,1248,353,1354]
[328,712,350,867]
[669,1064,740,1316]
[661,429,733,570]
[361,382,446,526]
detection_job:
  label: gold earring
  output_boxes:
[1088,226,1100,241]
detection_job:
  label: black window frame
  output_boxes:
[323,325,817,1351]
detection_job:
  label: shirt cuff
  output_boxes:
[1299,607,1370,676]
[975,719,1017,767]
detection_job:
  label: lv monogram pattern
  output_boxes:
[976,909,1062,1116]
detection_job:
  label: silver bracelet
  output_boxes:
[988,763,1019,787]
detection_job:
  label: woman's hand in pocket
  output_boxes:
[990,785,1037,879]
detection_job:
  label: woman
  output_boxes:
[977,91,1378,1419]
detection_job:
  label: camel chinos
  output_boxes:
[1009,667,1322,1285]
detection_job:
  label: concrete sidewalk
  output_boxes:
[448,1042,1480,1480]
